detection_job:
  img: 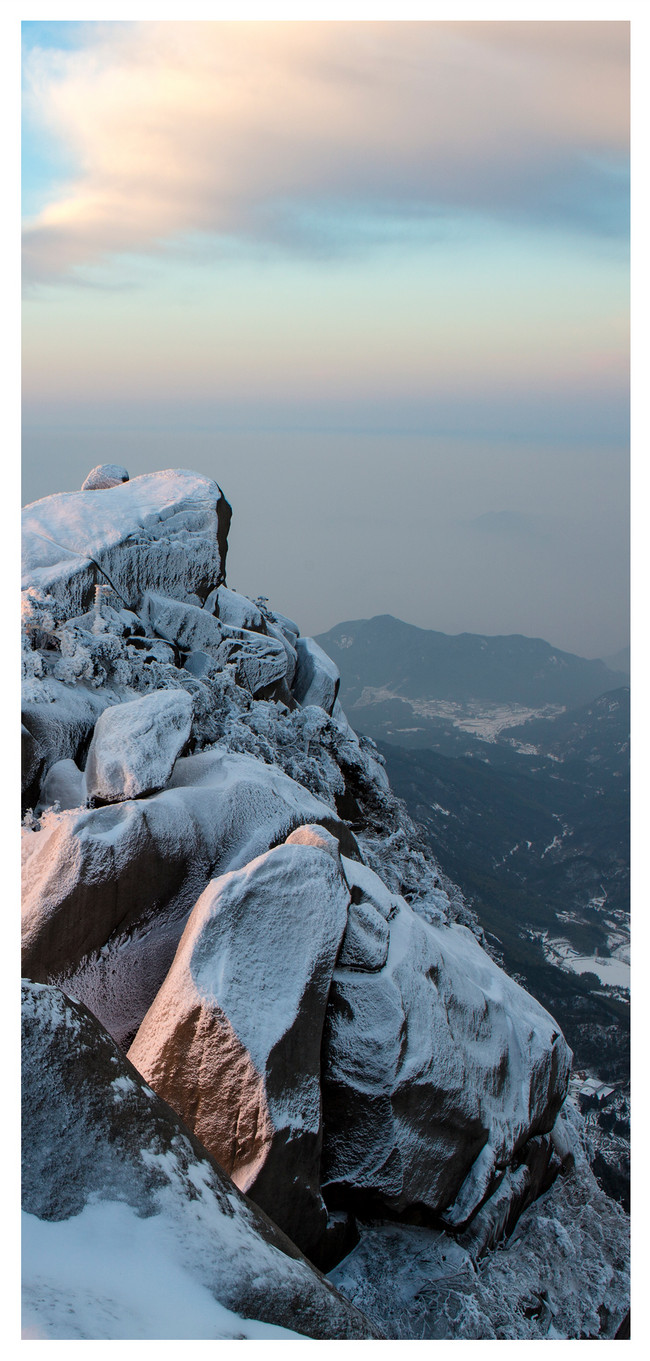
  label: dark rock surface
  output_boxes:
[22,980,381,1340]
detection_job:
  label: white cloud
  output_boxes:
[22,20,629,282]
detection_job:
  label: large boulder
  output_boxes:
[320,856,572,1224]
[22,750,354,1043]
[292,637,340,714]
[84,689,193,804]
[22,679,116,792]
[144,591,225,655]
[36,758,85,814]
[144,591,290,697]
[22,980,380,1340]
[128,829,351,1264]
[81,463,129,490]
[209,585,264,631]
[22,469,231,618]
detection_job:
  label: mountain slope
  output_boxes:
[315,615,626,712]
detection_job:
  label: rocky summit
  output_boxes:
[21,468,629,1340]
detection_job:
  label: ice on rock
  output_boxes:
[292,636,340,714]
[21,981,380,1340]
[128,834,352,1264]
[22,469,230,618]
[320,861,572,1224]
[85,689,193,804]
[220,631,290,698]
[81,464,130,490]
[336,898,390,972]
[22,748,352,1040]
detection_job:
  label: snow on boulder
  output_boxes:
[320,857,572,1225]
[144,591,225,655]
[268,608,300,644]
[292,637,340,715]
[21,981,380,1341]
[22,723,45,800]
[208,585,264,631]
[219,630,289,697]
[22,469,231,619]
[144,591,289,697]
[128,834,352,1264]
[85,689,193,804]
[22,749,354,1043]
[264,619,298,687]
[81,464,130,490]
[36,758,85,814]
[22,678,116,790]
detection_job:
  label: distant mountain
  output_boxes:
[504,688,630,782]
[601,647,630,681]
[315,615,627,713]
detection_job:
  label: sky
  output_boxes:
[21,16,630,659]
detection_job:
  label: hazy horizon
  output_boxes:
[22,20,629,660]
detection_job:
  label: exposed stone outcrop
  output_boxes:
[22,980,381,1341]
[128,831,351,1263]
[292,636,340,714]
[20,465,628,1339]
[22,469,231,618]
[22,751,353,1043]
[84,689,193,804]
[81,463,130,490]
[321,855,571,1224]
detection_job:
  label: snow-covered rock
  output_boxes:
[209,585,264,631]
[36,758,85,814]
[19,465,628,1339]
[128,832,351,1262]
[81,463,129,490]
[219,630,290,698]
[328,1122,629,1339]
[22,469,231,618]
[22,723,45,799]
[22,749,353,1042]
[267,608,300,644]
[22,679,116,800]
[85,689,193,804]
[292,636,340,714]
[320,857,571,1224]
[144,591,225,655]
[22,980,380,1340]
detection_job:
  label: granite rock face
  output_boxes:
[22,980,381,1341]
[22,750,352,1044]
[81,463,130,490]
[22,469,231,618]
[20,466,628,1338]
[127,831,571,1264]
[321,857,571,1224]
[84,689,193,804]
[129,832,351,1262]
[292,636,341,714]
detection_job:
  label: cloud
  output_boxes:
[22,20,629,282]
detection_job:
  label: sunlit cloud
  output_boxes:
[22,20,629,283]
